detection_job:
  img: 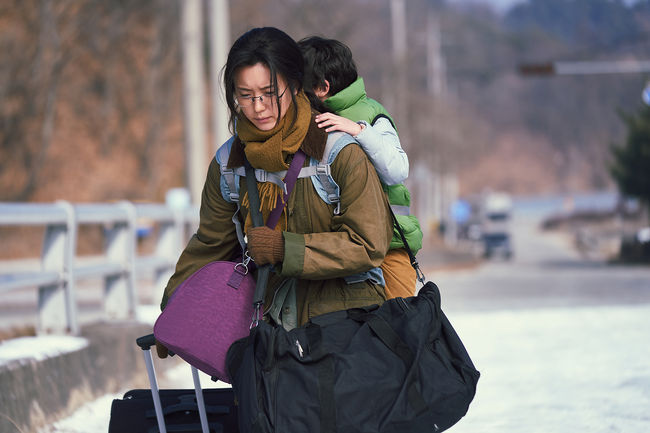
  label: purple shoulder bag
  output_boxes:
[153,150,306,382]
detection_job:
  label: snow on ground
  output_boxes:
[136,303,162,326]
[447,304,650,432]
[39,359,225,433]
[39,393,123,433]
[0,303,159,369]
[36,305,227,433]
[0,335,88,366]
[39,303,650,432]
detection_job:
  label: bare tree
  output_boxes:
[0,0,76,200]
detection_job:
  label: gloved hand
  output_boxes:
[155,340,169,359]
[247,226,285,265]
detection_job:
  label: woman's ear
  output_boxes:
[314,79,331,100]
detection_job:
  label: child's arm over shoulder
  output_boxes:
[315,113,409,185]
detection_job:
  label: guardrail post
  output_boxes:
[182,207,200,243]
[104,202,137,319]
[153,212,182,295]
[38,201,78,335]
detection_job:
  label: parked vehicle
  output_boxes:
[480,193,514,259]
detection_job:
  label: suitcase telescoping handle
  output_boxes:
[136,334,168,433]
[136,334,210,433]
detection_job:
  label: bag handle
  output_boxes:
[266,150,306,229]
[322,309,429,415]
[244,150,306,327]
[244,163,268,327]
[389,206,426,285]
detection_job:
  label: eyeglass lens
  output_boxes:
[237,87,287,107]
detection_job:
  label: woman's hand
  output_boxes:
[315,112,364,136]
[247,226,285,265]
[155,340,169,358]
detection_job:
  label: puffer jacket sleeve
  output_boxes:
[354,117,409,185]
[160,157,240,309]
[280,143,392,279]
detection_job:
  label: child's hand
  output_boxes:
[315,113,364,136]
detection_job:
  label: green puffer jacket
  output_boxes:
[325,77,423,254]
[161,118,392,328]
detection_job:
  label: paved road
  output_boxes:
[426,214,650,313]
[421,213,650,433]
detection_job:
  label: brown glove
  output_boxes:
[247,226,285,265]
[155,340,169,358]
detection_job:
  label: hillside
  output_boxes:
[1,0,649,205]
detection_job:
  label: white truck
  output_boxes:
[480,193,514,259]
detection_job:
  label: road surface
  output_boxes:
[430,213,650,432]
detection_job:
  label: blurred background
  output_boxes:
[1,0,649,261]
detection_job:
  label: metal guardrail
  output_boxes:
[0,201,199,335]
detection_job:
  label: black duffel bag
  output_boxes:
[226,281,480,433]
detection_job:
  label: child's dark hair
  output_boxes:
[298,36,358,111]
[223,27,304,133]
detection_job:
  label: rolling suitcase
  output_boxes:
[108,334,239,433]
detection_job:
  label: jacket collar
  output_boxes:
[324,77,366,112]
[227,111,327,168]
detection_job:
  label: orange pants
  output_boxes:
[380,248,417,299]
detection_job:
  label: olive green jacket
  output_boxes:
[161,119,392,326]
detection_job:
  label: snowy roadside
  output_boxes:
[37,353,228,433]
[0,335,88,367]
[448,303,650,432]
[37,303,650,433]
[18,304,229,433]
[36,363,228,433]
[0,304,161,369]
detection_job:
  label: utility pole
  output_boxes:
[427,9,444,227]
[181,0,208,206]
[209,0,231,148]
[390,0,409,148]
[427,12,446,99]
[426,8,458,245]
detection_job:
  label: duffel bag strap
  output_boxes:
[244,160,271,327]
[389,206,427,285]
[302,323,343,433]
[347,310,429,415]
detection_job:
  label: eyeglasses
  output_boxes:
[235,87,288,107]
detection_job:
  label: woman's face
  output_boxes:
[234,63,292,131]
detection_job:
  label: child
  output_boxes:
[299,36,424,298]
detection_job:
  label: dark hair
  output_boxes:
[298,36,358,99]
[223,27,304,132]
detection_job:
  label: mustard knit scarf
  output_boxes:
[236,91,311,232]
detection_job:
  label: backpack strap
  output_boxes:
[216,139,247,252]
[266,150,306,229]
[216,139,301,202]
[217,132,355,216]
[217,138,240,202]
[307,131,356,215]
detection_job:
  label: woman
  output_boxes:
[157,27,391,357]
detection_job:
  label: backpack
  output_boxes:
[215,131,384,286]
